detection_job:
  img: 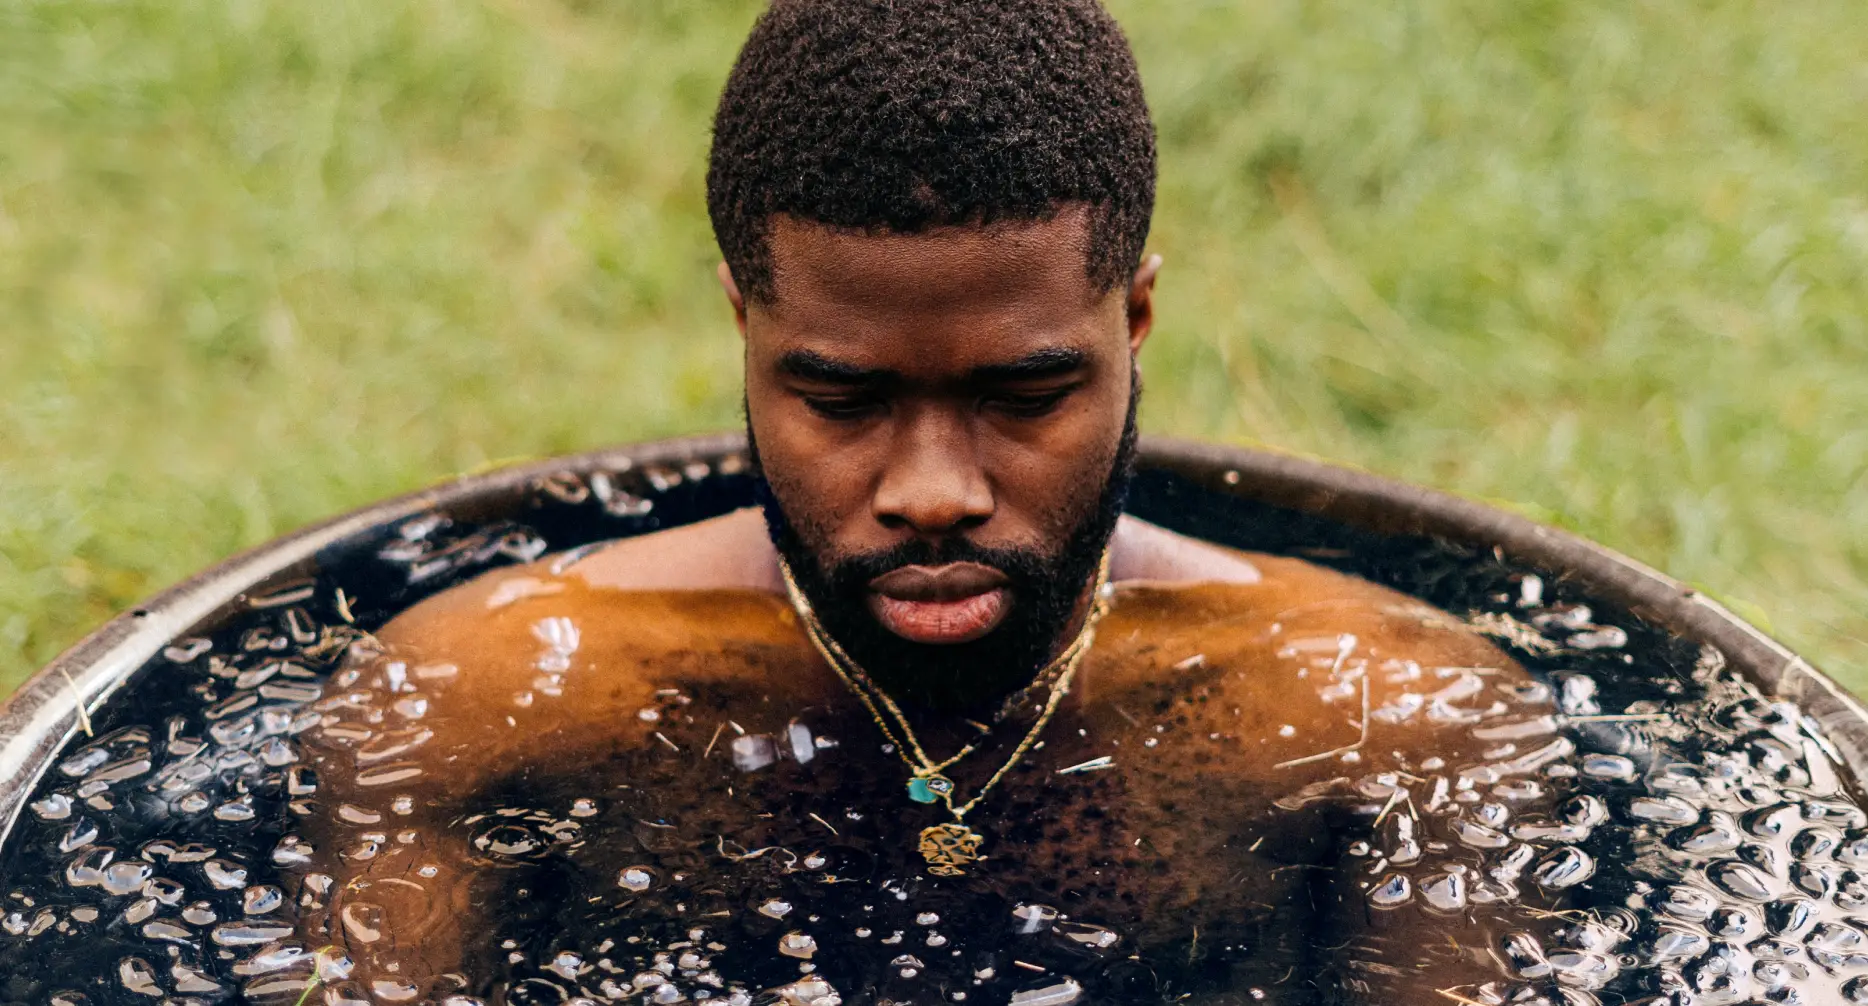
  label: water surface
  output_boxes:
[3,463,1862,1005]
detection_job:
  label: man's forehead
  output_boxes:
[760,208,1104,314]
[745,209,1127,379]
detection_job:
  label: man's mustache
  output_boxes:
[820,538,1054,591]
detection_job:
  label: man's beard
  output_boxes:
[750,387,1139,711]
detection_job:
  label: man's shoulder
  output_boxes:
[1107,515,1265,584]
[560,507,786,592]
[374,507,797,696]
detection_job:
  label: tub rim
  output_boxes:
[3,431,1859,843]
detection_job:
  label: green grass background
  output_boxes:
[3,0,1864,696]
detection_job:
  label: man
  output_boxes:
[299,2,1559,1002]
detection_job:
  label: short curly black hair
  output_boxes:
[707,0,1157,305]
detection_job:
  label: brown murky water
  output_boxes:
[5,466,1866,1005]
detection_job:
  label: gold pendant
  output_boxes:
[918,822,985,877]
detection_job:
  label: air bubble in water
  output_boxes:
[340,901,386,944]
[1628,795,1699,825]
[1558,675,1601,715]
[1367,874,1412,908]
[788,721,816,763]
[1745,802,1802,838]
[1580,753,1635,781]
[202,859,248,890]
[1708,905,1761,940]
[1009,979,1082,1006]
[1668,812,1742,855]
[211,920,294,946]
[1531,847,1595,889]
[372,978,422,1002]
[1570,626,1628,650]
[1708,859,1776,901]
[117,957,162,995]
[165,638,213,663]
[128,907,184,938]
[32,793,74,821]
[764,978,842,1006]
[1791,826,1842,860]
[355,762,423,787]
[1491,779,1544,801]
[243,884,284,915]
[272,834,315,867]
[1545,949,1617,989]
[1420,870,1468,912]
[779,932,818,959]
[1499,931,1550,978]
[65,846,113,887]
[231,942,315,976]
[101,860,154,896]
[58,819,99,853]
[173,962,226,993]
[1451,818,1510,850]
[1056,923,1118,950]
[59,748,110,779]
[1649,925,1710,960]
[1012,903,1059,934]
[732,735,778,772]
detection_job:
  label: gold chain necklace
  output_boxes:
[777,549,1113,877]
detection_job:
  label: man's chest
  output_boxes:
[437,694,1363,1005]
[333,580,1536,1001]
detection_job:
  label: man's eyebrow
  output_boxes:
[969,347,1089,382]
[776,350,895,385]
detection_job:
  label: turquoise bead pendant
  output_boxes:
[907,774,954,804]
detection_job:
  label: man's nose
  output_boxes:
[871,416,994,537]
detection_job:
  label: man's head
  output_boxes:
[707,0,1159,706]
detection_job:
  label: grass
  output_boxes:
[2,0,1864,696]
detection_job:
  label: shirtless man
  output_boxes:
[297,3,1568,1001]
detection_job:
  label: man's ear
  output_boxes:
[1126,253,1163,355]
[718,261,748,338]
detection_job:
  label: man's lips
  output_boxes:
[868,562,1009,601]
[866,562,1011,644]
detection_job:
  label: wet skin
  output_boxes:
[302,549,1540,1003]
[292,214,1547,1000]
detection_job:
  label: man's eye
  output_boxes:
[804,396,882,420]
[987,390,1071,417]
